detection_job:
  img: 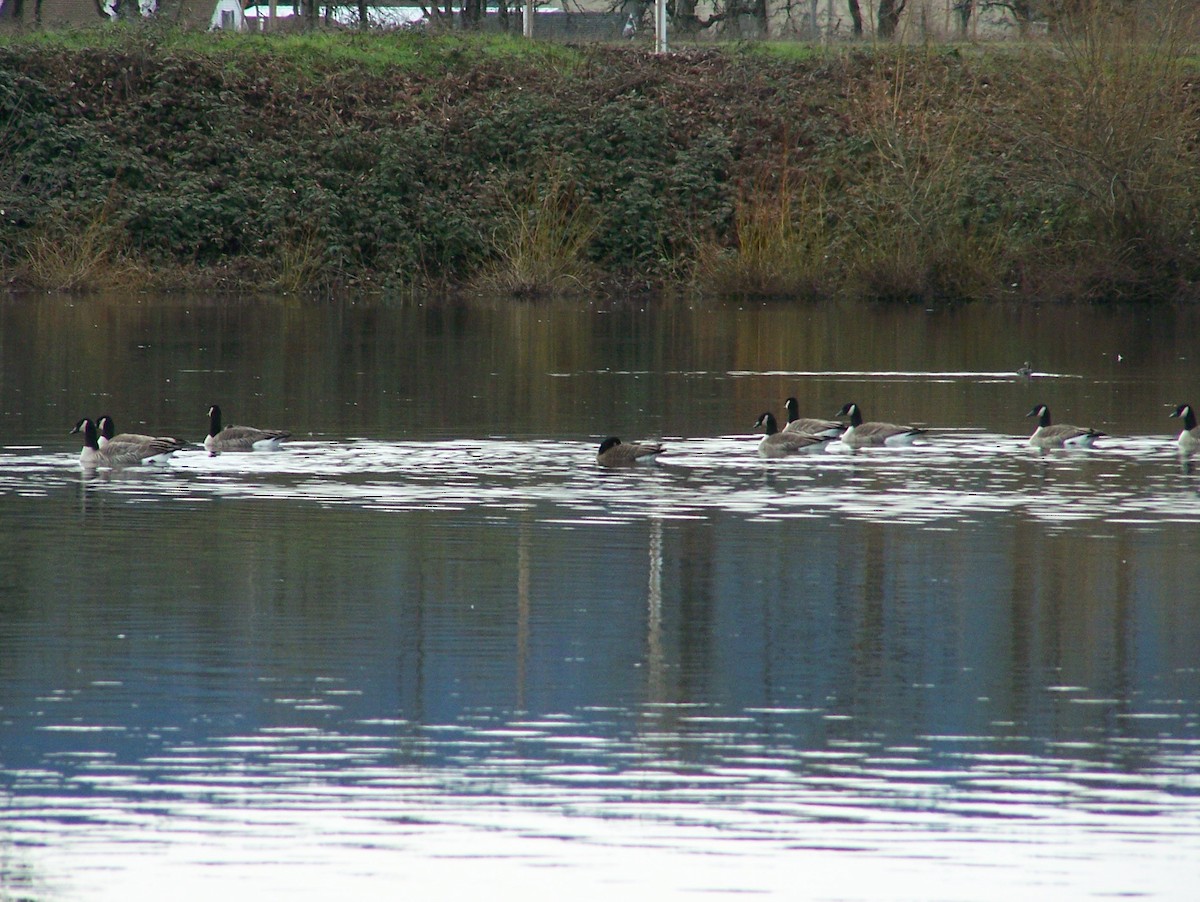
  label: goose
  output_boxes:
[1169,403,1198,455]
[71,418,180,467]
[835,402,924,448]
[204,405,291,453]
[754,412,834,458]
[782,397,845,438]
[597,436,664,466]
[1026,404,1104,449]
[96,414,186,452]
[1017,361,1034,378]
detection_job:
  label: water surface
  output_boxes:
[1,295,1199,900]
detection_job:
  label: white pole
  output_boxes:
[524,0,533,37]
[655,0,667,53]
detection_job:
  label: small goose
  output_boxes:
[835,402,924,448]
[71,418,180,467]
[1017,361,1034,378]
[754,412,834,458]
[97,414,186,452]
[1026,404,1104,449]
[204,405,291,453]
[782,397,845,438]
[1169,403,1198,455]
[597,436,664,466]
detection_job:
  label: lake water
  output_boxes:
[2,295,1200,900]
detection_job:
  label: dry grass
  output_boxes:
[694,175,832,300]
[474,165,600,298]
[838,48,1012,302]
[18,209,152,293]
[273,228,328,295]
[1014,0,1200,296]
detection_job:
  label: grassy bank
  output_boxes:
[2,22,1199,302]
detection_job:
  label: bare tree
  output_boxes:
[848,0,864,34]
[461,0,483,27]
[983,0,1043,34]
[954,0,975,34]
[878,0,907,35]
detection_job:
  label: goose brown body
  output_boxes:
[597,436,664,466]
[72,418,180,467]
[754,412,834,458]
[836,403,924,448]
[1026,404,1104,450]
[205,405,291,453]
[782,398,845,439]
[97,415,186,452]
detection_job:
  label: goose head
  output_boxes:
[754,412,779,435]
[70,418,100,450]
[1026,404,1052,427]
[1170,404,1196,431]
[836,403,863,427]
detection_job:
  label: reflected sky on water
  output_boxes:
[1,295,1199,900]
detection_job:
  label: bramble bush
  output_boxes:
[2,21,1200,301]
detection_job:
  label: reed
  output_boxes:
[1015,0,1200,298]
[18,208,150,293]
[838,48,1012,302]
[474,165,599,298]
[694,174,832,300]
[272,228,328,295]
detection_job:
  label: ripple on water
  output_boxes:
[1,433,1199,529]
[6,709,1200,900]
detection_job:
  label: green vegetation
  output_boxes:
[2,19,1199,302]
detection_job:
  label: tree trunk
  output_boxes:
[670,0,701,36]
[877,0,905,37]
[847,0,863,36]
[1010,0,1035,36]
[752,0,768,36]
[461,0,484,29]
[955,0,973,36]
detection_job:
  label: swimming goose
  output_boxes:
[1017,361,1034,378]
[835,403,924,448]
[782,397,845,438]
[597,436,664,466]
[1026,404,1104,449]
[754,412,834,458]
[97,415,187,452]
[204,405,291,453]
[1169,403,1198,455]
[71,418,180,467]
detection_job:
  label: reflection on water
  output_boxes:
[2,296,1200,900]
